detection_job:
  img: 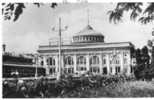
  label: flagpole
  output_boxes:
[57,18,62,80]
[52,17,67,80]
[35,54,38,79]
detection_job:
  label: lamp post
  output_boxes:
[52,17,67,80]
[35,54,38,79]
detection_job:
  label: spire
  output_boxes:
[87,8,90,26]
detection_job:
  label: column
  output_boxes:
[120,52,124,74]
[127,51,131,76]
[61,55,64,73]
[86,54,90,72]
[112,64,116,75]
[43,56,47,67]
[45,56,50,76]
[99,54,103,74]
[73,54,77,74]
[106,54,110,75]
[55,55,58,73]
[112,54,115,75]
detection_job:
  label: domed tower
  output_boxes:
[72,9,104,44]
[72,25,105,43]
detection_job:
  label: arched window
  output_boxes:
[110,55,120,64]
[77,56,86,65]
[64,56,74,65]
[47,57,55,66]
[41,61,44,66]
[90,56,99,65]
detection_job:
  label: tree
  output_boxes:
[2,3,57,22]
[134,46,151,80]
[108,3,154,24]
[108,3,154,80]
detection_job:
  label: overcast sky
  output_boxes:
[2,3,154,53]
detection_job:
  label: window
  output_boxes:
[103,59,106,64]
[103,67,107,75]
[50,68,56,74]
[41,61,44,66]
[124,58,127,64]
[90,56,99,65]
[64,68,74,74]
[110,67,112,73]
[110,55,120,64]
[90,67,100,73]
[64,56,74,65]
[110,60,113,64]
[115,59,120,64]
[47,57,55,66]
[77,56,86,71]
[115,66,120,74]
[115,56,120,64]
[77,56,86,65]
[77,66,86,71]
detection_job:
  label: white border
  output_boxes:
[1,0,154,99]
[1,0,154,3]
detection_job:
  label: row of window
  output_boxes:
[41,55,128,66]
[73,36,104,42]
[49,66,123,75]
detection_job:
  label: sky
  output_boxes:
[2,3,154,53]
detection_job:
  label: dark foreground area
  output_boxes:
[3,75,154,98]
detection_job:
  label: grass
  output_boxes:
[61,80,154,97]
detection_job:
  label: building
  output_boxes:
[3,51,45,78]
[37,24,134,77]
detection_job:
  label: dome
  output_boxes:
[72,25,104,43]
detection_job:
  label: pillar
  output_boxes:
[55,55,58,73]
[106,54,110,75]
[99,54,103,74]
[120,52,124,74]
[73,54,77,74]
[112,64,116,75]
[127,51,131,76]
[86,54,90,72]
[45,56,50,76]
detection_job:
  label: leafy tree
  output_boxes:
[134,46,151,80]
[108,3,154,24]
[2,3,57,22]
[108,3,154,80]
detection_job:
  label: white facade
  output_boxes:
[37,25,134,76]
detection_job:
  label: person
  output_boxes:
[11,70,19,85]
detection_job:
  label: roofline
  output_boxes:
[38,41,134,48]
[38,41,134,52]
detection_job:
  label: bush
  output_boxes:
[3,74,134,98]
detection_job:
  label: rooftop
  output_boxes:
[38,42,134,52]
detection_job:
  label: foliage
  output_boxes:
[134,46,151,80]
[108,3,154,24]
[2,3,57,22]
[3,75,134,98]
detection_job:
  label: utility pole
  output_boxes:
[52,17,67,80]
